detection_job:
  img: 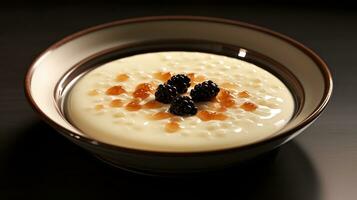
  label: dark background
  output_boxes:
[1,1,356,200]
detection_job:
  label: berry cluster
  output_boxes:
[154,74,220,116]
[190,80,220,102]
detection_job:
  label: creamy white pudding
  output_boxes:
[66,51,294,152]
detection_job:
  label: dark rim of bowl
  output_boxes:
[24,16,333,156]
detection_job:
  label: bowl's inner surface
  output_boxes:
[55,40,304,144]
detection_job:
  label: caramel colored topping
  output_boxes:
[240,102,258,111]
[216,89,235,108]
[217,106,228,112]
[238,90,250,98]
[165,121,180,133]
[95,104,104,110]
[106,85,126,95]
[197,110,228,121]
[149,112,173,120]
[153,72,172,82]
[188,73,206,84]
[143,100,163,109]
[187,73,195,80]
[220,82,237,90]
[204,102,228,112]
[133,83,154,99]
[125,99,142,111]
[201,102,223,112]
[170,116,184,122]
[88,89,99,96]
[110,99,123,107]
[149,81,158,93]
[194,75,206,82]
[116,74,129,82]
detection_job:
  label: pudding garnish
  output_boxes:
[216,89,235,108]
[197,110,228,121]
[143,100,164,109]
[116,73,129,82]
[240,101,258,111]
[238,90,250,98]
[149,111,173,120]
[106,85,126,95]
[110,99,123,107]
[165,121,181,133]
[133,83,154,100]
[125,98,142,111]
[88,89,99,96]
[153,72,172,82]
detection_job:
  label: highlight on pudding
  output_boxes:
[66,51,295,152]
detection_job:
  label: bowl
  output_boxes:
[25,16,333,175]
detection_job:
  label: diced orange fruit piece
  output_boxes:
[220,82,237,90]
[106,85,126,95]
[187,73,195,80]
[95,104,104,110]
[133,83,154,99]
[148,112,173,120]
[153,72,172,82]
[88,89,99,96]
[116,74,129,82]
[216,89,235,108]
[110,99,123,107]
[165,121,180,133]
[125,99,142,111]
[143,100,163,109]
[217,106,228,112]
[240,102,258,111]
[197,110,228,121]
[194,75,206,82]
[188,73,206,84]
[170,117,183,122]
[238,90,250,98]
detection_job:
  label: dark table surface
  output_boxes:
[1,3,356,200]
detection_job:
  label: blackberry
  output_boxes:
[190,80,220,102]
[155,84,178,104]
[167,74,191,94]
[169,96,197,116]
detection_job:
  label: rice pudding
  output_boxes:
[66,51,294,152]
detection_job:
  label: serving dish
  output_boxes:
[25,16,332,174]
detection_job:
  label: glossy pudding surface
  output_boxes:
[66,51,294,152]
